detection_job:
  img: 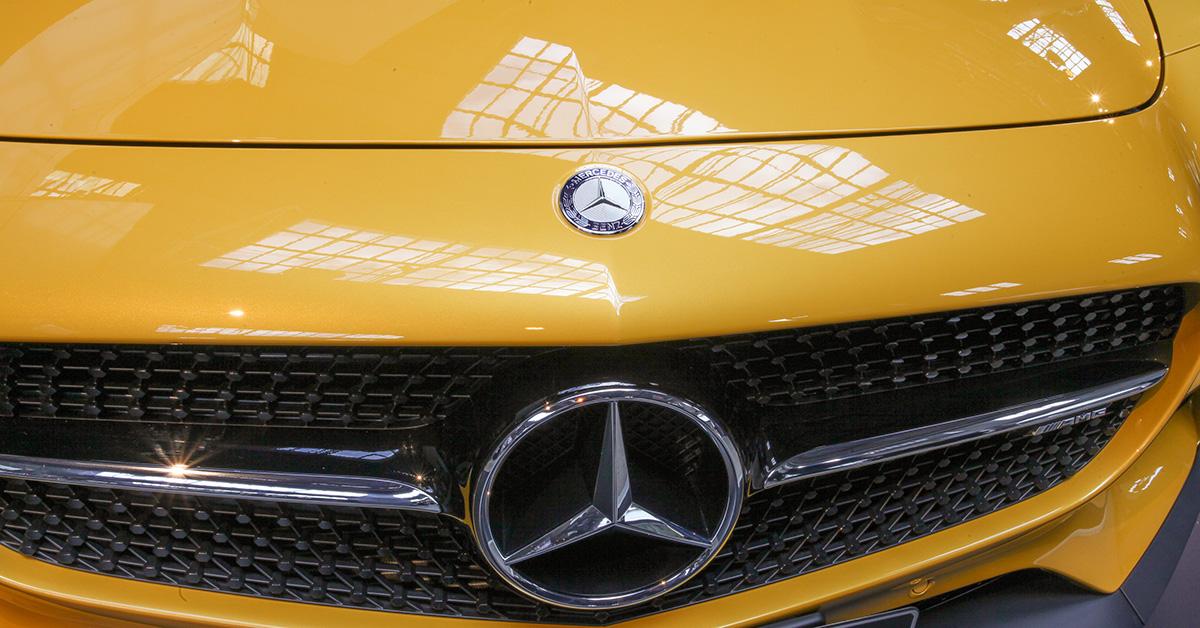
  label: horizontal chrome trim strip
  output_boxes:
[762,365,1168,488]
[0,455,441,512]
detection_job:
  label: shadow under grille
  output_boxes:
[0,395,1139,624]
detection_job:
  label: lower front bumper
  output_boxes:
[914,439,1200,628]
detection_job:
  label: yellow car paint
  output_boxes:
[0,0,1161,144]
[0,100,1197,346]
[0,2,1197,627]
[1151,0,1200,55]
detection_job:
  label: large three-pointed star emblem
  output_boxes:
[472,385,744,610]
[503,401,710,565]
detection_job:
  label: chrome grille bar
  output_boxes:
[0,455,441,512]
[761,364,1167,488]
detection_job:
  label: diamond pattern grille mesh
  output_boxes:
[0,286,1183,428]
[0,347,542,429]
[687,285,1182,406]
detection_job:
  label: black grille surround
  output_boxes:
[0,396,1141,624]
[0,285,1184,428]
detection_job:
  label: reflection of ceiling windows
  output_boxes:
[1108,253,1160,265]
[17,201,150,249]
[23,170,148,248]
[1008,19,1091,80]
[201,220,641,308]
[156,324,402,340]
[443,36,728,140]
[942,282,1022,297]
[30,170,140,198]
[443,37,586,139]
[1094,0,1138,44]
[447,41,976,254]
[173,21,273,87]
[540,143,983,255]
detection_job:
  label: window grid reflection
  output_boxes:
[942,282,1022,297]
[1008,19,1091,80]
[156,324,402,340]
[540,143,983,255]
[30,170,140,198]
[202,220,639,305]
[1094,0,1139,44]
[443,37,727,140]
[172,14,273,87]
[1108,253,1161,265]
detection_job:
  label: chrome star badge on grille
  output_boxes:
[472,385,743,610]
[558,166,647,235]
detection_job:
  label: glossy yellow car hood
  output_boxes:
[0,103,1196,346]
[0,0,1161,144]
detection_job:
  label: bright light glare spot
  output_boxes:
[524,326,544,331]
[1090,93,1101,103]
[228,309,245,318]
[167,464,190,477]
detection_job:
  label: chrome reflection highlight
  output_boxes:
[0,454,441,512]
[472,385,744,610]
[761,365,1165,488]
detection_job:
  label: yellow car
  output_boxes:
[0,1,1198,626]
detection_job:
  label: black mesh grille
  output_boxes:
[0,396,1139,624]
[0,347,543,429]
[0,286,1183,429]
[687,285,1183,406]
[649,397,1139,616]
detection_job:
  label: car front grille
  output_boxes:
[687,285,1183,406]
[0,394,1140,624]
[0,347,543,429]
[0,284,1186,623]
[0,286,1184,429]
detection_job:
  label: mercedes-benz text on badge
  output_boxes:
[558,166,647,236]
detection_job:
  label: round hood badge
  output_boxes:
[558,166,647,235]
[472,385,744,610]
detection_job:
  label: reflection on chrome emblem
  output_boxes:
[558,166,646,235]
